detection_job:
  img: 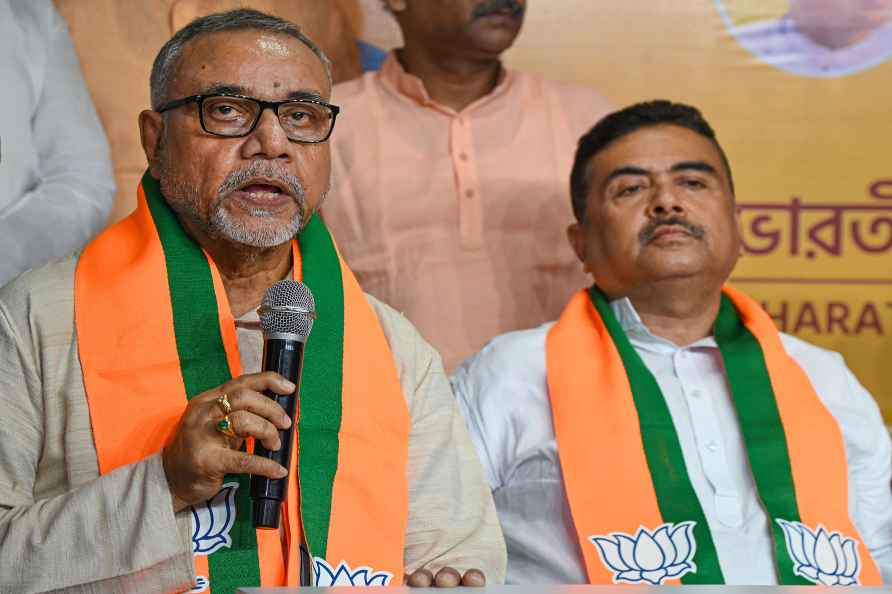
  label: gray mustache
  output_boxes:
[638,217,705,244]
[472,0,525,19]
[216,161,307,222]
[218,162,305,200]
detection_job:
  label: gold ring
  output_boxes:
[216,393,233,415]
[216,415,236,438]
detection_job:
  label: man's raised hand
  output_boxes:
[161,371,295,512]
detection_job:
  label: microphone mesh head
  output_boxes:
[259,280,316,338]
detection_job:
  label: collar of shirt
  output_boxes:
[608,296,719,354]
[378,50,516,116]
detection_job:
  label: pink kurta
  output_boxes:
[324,53,612,369]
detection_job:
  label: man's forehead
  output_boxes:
[173,29,330,98]
[592,125,725,178]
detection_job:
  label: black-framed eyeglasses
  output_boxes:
[156,93,340,144]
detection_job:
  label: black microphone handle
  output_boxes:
[251,336,305,529]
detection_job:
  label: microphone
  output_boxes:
[251,279,316,529]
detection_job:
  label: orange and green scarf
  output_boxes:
[546,285,881,586]
[75,172,409,592]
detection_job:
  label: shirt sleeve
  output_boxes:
[0,1,114,284]
[370,297,507,583]
[450,326,552,493]
[451,354,503,491]
[836,360,892,583]
[0,285,194,593]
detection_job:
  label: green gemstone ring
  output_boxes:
[216,415,236,438]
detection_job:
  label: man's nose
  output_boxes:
[242,108,291,160]
[647,181,684,217]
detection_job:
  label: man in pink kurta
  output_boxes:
[323,0,612,369]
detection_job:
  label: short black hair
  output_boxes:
[569,100,735,222]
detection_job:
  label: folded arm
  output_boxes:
[0,295,193,593]
[0,457,195,594]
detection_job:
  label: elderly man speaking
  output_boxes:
[453,101,892,585]
[0,10,504,593]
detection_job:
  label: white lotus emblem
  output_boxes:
[590,522,697,584]
[313,558,393,586]
[190,482,239,555]
[777,519,861,585]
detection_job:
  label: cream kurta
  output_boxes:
[0,256,505,593]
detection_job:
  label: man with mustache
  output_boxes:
[453,101,892,584]
[732,0,892,77]
[322,0,613,371]
[54,0,386,224]
[0,9,504,593]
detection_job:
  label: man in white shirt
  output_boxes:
[452,100,892,585]
[0,0,114,285]
[731,0,892,77]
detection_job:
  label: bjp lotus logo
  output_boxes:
[590,522,697,584]
[777,519,861,585]
[190,482,239,556]
[313,558,393,586]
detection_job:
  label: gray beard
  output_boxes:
[207,200,304,247]
[159,159,310,248]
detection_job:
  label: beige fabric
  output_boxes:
[0,255,505,593]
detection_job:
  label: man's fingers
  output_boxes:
[461,569,486,587]
[434,567,461,588]
[227,410,282,451]
[226,389,292,429]
[406,567,479,588]
[220,449,287,479]
[228,372,296,396]
[405,568,434,587]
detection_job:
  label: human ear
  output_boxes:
[139,110,165,178]
[567,222,592,274]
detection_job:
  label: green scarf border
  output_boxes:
[143,172,344,591]
[589,286,810,585]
